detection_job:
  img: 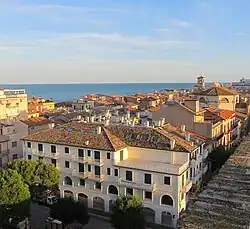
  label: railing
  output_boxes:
[85,157,104,165]
[72,170,88,179]
[72,155,86,163]
[33,150,59,159]
[87,173,104,181]
[119,179,156,191]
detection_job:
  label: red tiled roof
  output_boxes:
[205,108,235,120]
[21,117,53,127]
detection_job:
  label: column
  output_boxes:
[88,197,93,208]
[155,210,162,224]
[60,189,64,198]
[104,198,109,212]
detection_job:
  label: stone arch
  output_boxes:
[220,97,229,103]
[64,190,73,199]
[199,97,206,103]
[93,197,105,211]
[78,193,88,207]
[161,211,173,227]
[143,207,155,223]
[64,176,72,186]
[108,185,118,195]
[161,195,174,206]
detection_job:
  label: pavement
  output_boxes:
[30,203,114,229]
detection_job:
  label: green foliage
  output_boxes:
[50,198,89,226]
[0,169,30,221]
[111,196,146,229]
[8,159,60,190]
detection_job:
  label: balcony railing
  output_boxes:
[87,173,104,181]
[85,157,104,166]
[119,179,156,192]
[72,156,87,163]
[33,150,59,159]
[72,170,88,179]
[181,180,193,193]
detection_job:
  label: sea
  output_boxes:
[0,83,194,102]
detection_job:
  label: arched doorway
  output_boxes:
[78,193,88,207]
[161,195,174,207]
[108,185,118,195]
[93,197,105,211]
[143,207,155,223]
[220,98,229,103]
[161,211,173,227]
[199,97,206,103]
[64,176,72,186]
[64,190,73,199]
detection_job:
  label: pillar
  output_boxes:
[104,199,109,212]
[155,210,162,224]
[88,197,93,208]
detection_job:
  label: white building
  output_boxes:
[22,123,208,227]
[0,89,28,120]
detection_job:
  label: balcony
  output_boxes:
[72,170,88,179]
[87,173,104,182]
[119,179,156,192]
[202,150,209,160]
[181,180,193,193]
[85,157,104,166]
[33,150,59,159]
[72,156,87,163]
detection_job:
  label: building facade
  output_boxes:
[0,89,28,120]
[22,122,209,227]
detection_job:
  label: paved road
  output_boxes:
[30,203,114,229]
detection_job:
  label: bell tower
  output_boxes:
[197,74,205,92]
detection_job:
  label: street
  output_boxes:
[30,203,114,229]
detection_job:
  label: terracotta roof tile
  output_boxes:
[21,117,53,127]
[205,108,235,120]
[196,86,238,96]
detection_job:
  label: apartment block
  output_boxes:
[22,122,209,227]
[0,89,28,120]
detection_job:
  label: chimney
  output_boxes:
[181,125,186,132]
[190,141,194,147]
[131,121,135,127]
[184,100,199,113]
[85,141,89,145]
[146,121,150,127]
[170,139,176,149]
[137,112,140,118]
[185,133,191,142]
[161,118,165,126]
[97,126,101,134]
[99,115,102,122]
[105,119,110,126]
[126,120,130,126]
[90,116,95,123]
[127,110,131,118]
[86,116,90,123]
[158,120,162,127]
[121,116,125,123]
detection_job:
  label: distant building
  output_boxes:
[232,77,250,92]
[72,99,95,112]
[28,97,55,115]
[0,89,28,120]
[22,122,209,228]
[196,75,205,92]
[194,85,240,111]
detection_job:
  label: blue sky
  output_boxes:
[0,0,249,83]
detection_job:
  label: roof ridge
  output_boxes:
[103,127,127,151]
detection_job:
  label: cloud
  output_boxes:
[169,19,193,27]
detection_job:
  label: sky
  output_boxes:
[0,0,249,83]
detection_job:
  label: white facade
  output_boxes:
[22,138,207,228]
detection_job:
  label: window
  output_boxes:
[38,144,43,152]
[126,188,133,196]
[181,193,185,200]
[186,170,189,180]
[88,165,91,172]
[95,166,100,176]
[144,191,152,200]
[95,182,101,190]
[114,169,118,177]
[51,159,56,167]
[94,151,100,160]
[65,147,69,154]
[39,156,43,160]
[79,163,85,172]
[51,145,56,153]
[107,152,111,159]
[120,150,124,161]
[126,171,132,181]
[65,161,70,168]
[164,176,171,185]
[107,168,111,175]
[27,142,31,148]
[77,149,84,158]
[190,168,193,178]
[80,179,85,186]
[87,150,91,157]
[182,174,184,186]
[144,173,152,184]
[12,154,18,160]
[28,155,32,160]
[12,141,17,148]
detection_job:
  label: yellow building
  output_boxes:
[42,100,55,112]
[194,86,239,111]
[0,89,28,120]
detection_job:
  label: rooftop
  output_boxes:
[178,137,250,229]
[21,117,53,127]
[205,108,235,120]
[22,122,199,152]
[195,86,239,96]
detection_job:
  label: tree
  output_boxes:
[111,196,146,229]
[0,169,30,222]
[8,159,60,191]
[50,198,89,226]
